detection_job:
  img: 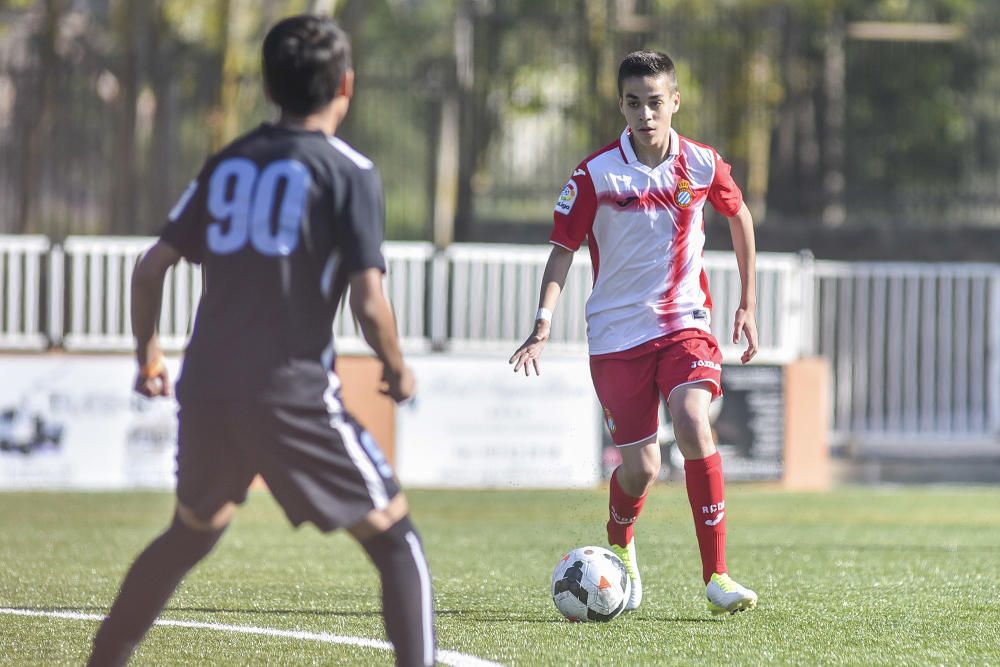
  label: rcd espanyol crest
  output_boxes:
[603,407,616,433]
[674,179,693,208]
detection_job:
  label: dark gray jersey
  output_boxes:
[161,123,386,406]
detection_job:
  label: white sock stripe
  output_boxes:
[404,531,435,667]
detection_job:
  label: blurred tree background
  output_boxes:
[0,0,998,258]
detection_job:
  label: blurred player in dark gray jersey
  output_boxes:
[88,15,435,667]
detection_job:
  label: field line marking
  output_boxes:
[0,607,504,667]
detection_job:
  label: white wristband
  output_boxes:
[535,307,552,323]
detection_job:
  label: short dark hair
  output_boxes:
[617,51,677,97]
[262,15,352,115]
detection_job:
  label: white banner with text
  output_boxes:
[0,355,180,490]
[395,354,602,488]
[1,353,602,490]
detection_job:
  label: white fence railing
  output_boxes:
[1,235,998,444]
[334,241,436,354]
[445,244,593,354]
[813,261,1000,442]
[58,237,433,354]
[0,235,49,350]
[443,244,805,364]
[61,237,202,352]
[705,251,807,365]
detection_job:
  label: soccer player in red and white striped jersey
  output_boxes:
[511,51,758,616]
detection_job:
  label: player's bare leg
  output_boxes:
[349,493,436,667]
[615,438,660,498]
[87,501,235,666]
[607,437,657,611]
[669,383,757,615]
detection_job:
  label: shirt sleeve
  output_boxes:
[707,152,744,218]
[550,162,598,252]
[338,165,387,275]
[159,166,210,264]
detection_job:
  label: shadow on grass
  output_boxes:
[435,609,719,624]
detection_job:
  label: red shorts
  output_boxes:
[589,328,723,447]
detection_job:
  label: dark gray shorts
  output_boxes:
[176,399,400,532]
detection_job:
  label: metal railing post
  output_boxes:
[430,250,450,350]
[47,244,64,348]
[989,269,1000,439]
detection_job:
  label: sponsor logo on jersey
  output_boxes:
[674,179,693,208]
[603,407,616,434]
[555,180,579,214]
[691,359,722,371]
[693,308,708,320]
[615,195,639,208]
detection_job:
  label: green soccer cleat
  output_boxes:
[706,573,758,615]
[609,540,642,611]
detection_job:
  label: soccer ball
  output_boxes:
[551,546,631,622]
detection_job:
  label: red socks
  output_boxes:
[684,451,728,584]
[607,467,647,547]
[608,454,729,584]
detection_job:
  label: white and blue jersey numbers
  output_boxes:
[205,158,311,256]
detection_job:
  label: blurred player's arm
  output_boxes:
[727,202,758,364]
[131,240,182,397]
[348,268,415,403]
[508,244,574,376]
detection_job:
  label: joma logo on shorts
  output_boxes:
[691,360,721,371]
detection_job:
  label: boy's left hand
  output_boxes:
[134,361,171,398]
[732,308,758,364]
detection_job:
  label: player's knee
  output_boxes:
[358,514,424,570]
[158,511,227,569]
[671,409,712,444]
[619,443,660,491]
[176,502,236,532]
[347,493,410,542]
[625,459,659,487]
[672,417,716,461]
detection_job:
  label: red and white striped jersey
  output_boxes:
[551,127,743,355]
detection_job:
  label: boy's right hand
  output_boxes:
[508,323,550,376]
[134,352,171,398]
[381,365,416,403]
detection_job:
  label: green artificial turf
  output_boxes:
[1,486,999,665]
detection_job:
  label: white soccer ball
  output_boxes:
[551,545,631,622]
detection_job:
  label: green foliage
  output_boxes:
[847,40,975,183]
[331,0,460,239]
[161,0,228,47]
[3,0,1000,238]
